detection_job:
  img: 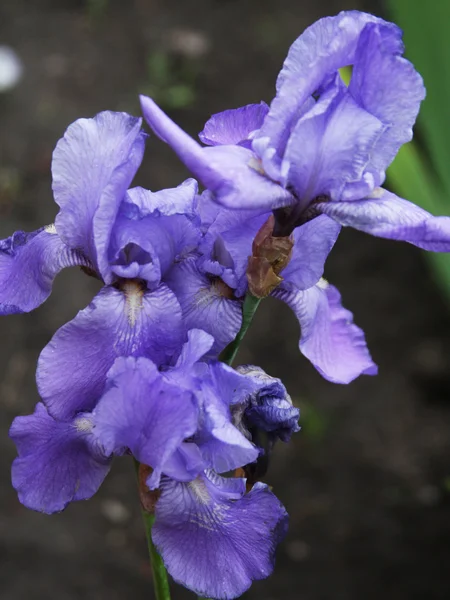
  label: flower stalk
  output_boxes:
[142,511,171,600]
[135,459,170,600]
[220,293,262,366]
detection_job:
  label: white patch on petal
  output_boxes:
[248,156,266,176]
[121,281,144,326]
[74,416,93,433]
[316,278,329,290]
[188,477,231,532]
[45,223,58,234]
[194,285,219,308]
[194,280,233,309]
[367,186,384,199]
[188,477,211,505]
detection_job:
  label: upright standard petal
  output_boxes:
[349,23,425,186]
[0,226,90,315]
[285,81,384,208]
[93,357,199,488]
[197,190,268,240]
[273,280,377,384]
[165,258,242,357]
[109,184,200,286]
[315,189,450,251]
[153,472,289,600]
[125,178,198,217]
[199,102,269,147]
[174,328,215,370]
[52,111,146,282]
[10,403,110,514]
[37,283,184,419]
[256,11,395,156]
[140,95,295,210]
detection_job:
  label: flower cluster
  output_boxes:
[2,10,450,600]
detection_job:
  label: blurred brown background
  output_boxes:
[1,0,450,598]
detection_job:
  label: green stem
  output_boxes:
[134,459,171,600]
[142,511,171,600]
[220,294,262,366]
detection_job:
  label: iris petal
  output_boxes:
[52,111,146,282]
[315,189,450,251]
[153,471,289,600]
[37,283,184,419]
[0,226,90,315]
[10,403,110,514]
[273,280,377,383]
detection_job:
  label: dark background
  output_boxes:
[1,1,450,598]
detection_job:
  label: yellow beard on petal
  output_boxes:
[121,280,145,327]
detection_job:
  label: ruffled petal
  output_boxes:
[152,472,289,600]
[348,23,425,187]
[196,382,259,474]
[52,111,146,282]
[125,178,198,217]
[174,329,215,370]
[37,283,184,420]
[285,80,384,206]
[140,95,295,211]
[93,357,199,488]
[273,280,377,384]
[109,185,200,286]
[208,361,265,406]
[199,102,269,147]
[315,189,450,251]
[162,443,206,483]
[256,11,396,157]
[281,215,341,290]
[0,226,90,315]
[165,258,242,357]
[197,190,268,237]
[10,403,110,514]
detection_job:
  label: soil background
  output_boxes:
[1,1,450,599]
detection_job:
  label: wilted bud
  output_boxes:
[247,215,294,297]
[138,463,161,514]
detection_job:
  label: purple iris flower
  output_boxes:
[6,109,202,506]
[153,472,288,600]
[140,10,450,249]
[0,111,145,314]
[91,330,261,489]
[93,333,289,600]
[166,190,376,383]
[165,191,268,356]
[1,111,203,420]
[10,329,289,599]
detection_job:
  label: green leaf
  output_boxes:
[165,84,196,109]
[387,1,450,195]
[385,2,450,299]
[387,142,450,298]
